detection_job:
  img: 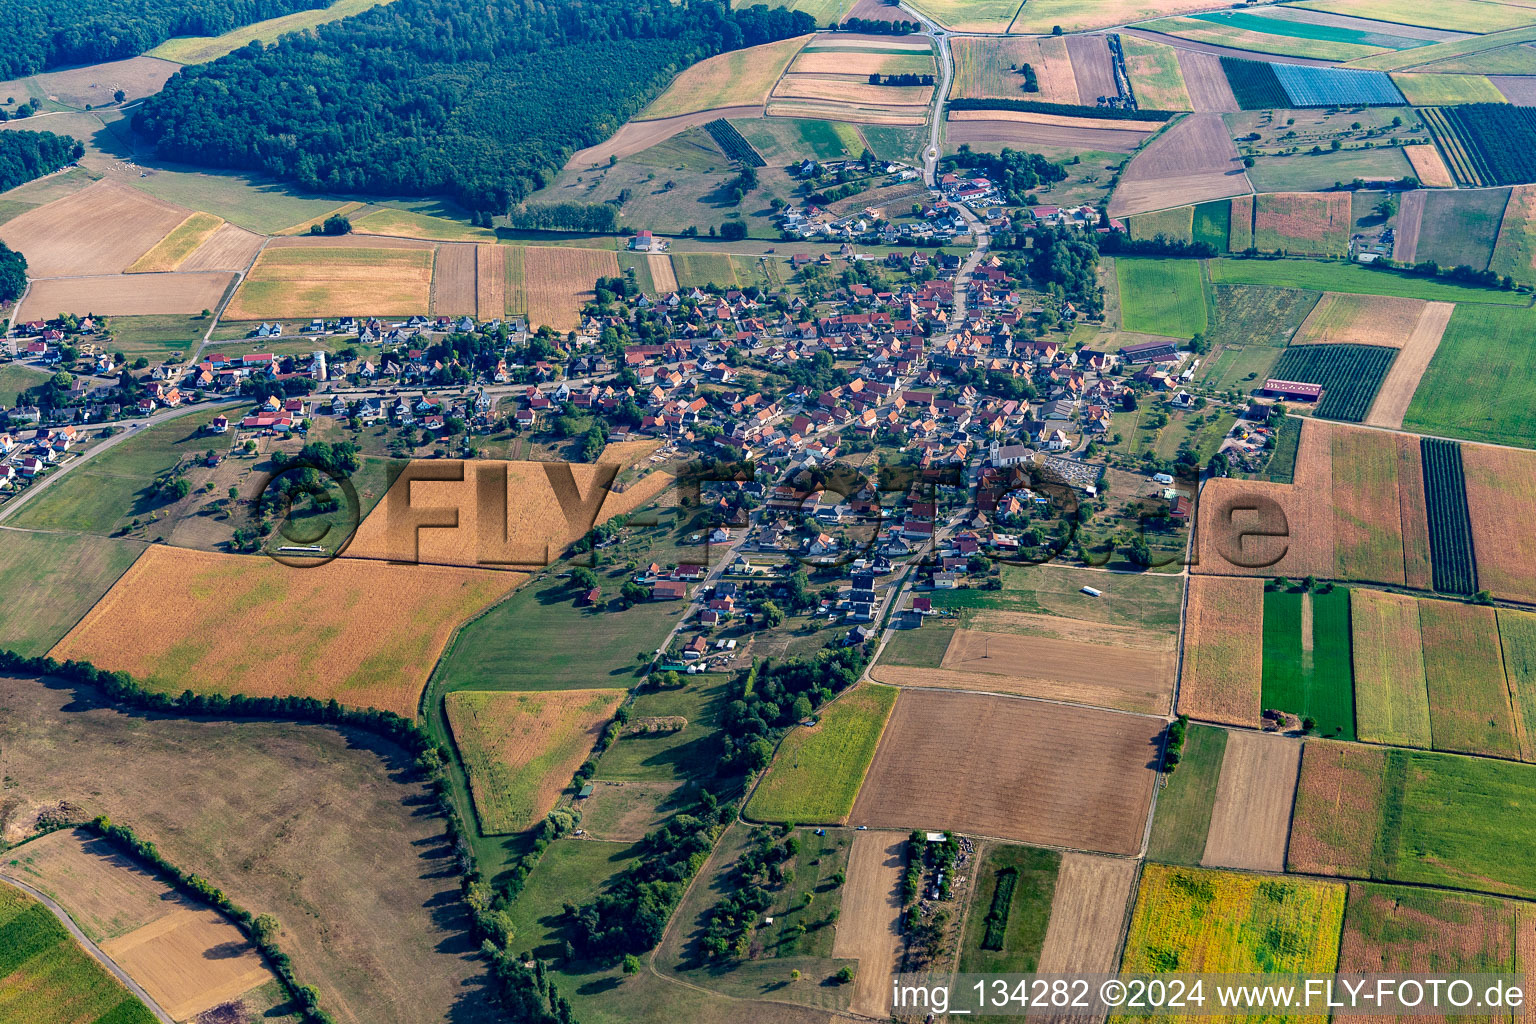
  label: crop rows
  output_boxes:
[980,866,1018,950]
[1418,108,1482,187]
[704,118,765,167]
[1437,104,1536,187]
[1420,438,1478,595]
[1220,58,1289,110]
[1271,63,1404,107]
[1269,343,1397,422]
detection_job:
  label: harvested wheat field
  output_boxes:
[1253,191,1353,257]
[1406,142,1455,188]
[225,243,434,319]
[178,222,267,273]
[951,36,1080,104]
[640,34,810,119]
[1180,575,1263,727]
[648,252,678,293]
[1330,421,1426,586]
[1176,49,1240,111]
[1364,301,1454,429]
[1392,187,1426,265]
[103,907,275,1021]
[948,108,1158,133]
[1196,417,1336,579]
[1462,443,1536,604]
[1293,293,1428,347]
[446,689,625,833]
[1037,854,1138,974]
[0,180,191,277]
[875,625,1174,714]
[832,830,906,1019]
[944,117,1151,152]
[0,828,285,1021]
[768,100,925,125]
[522,246,620,331]
[125,211,225,273]
[1064,34,1117,105]
[430,241,478,317]
[343,458,617,570]
[850,689,1162,854]
[1201,731,1300,872]
[772,76,931,106]
[476,243,505,318]
[50,546,517,716]
[16,272,235,319]
[1109,113,1252,217]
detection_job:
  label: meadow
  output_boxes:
[595,676,728,783]
[0,363,49,406]
[1261,587,1356,740]
[1196,284,1320,392]
[1207,258,1527,304]
[447,688,625,833]
[1403,304,1536,448]
[1339,882,1516,976]
[1120,865,1345,975]
[148,0,397,63]
[1412,187,1509,273]
[1390,72,1508,106]
[0,885,158,1024]
[957,843,1061,975]
[0,532,143,657]
[1146,724,1227,866]
[1490,184,1536,286]
[744,683,897,824]
[1114,258,1207,338]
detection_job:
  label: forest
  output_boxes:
[134,0,815,213]
[0,130,83,194]
[2,0,327,77]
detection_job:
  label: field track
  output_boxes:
[849,690,1162,854]
[1109,113,1252,217]
[1036,854,1138,974]
[1364,301,1454,428]
[429,242,478,317]
[832,831,905,1019]
[1200,731,1300,872]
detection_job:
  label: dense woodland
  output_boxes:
[136,0,815,212]
[0,130,82,194]
[1,0,328,77]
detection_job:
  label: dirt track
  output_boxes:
[1364,300,1454,429]
[564,106,764,168]
[832,831,906,1019]
[849,690,1162,854]
[1200,731,1301,872]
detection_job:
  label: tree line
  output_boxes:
[0,129,81,194]
[134,0,815,213]
[1,0,330,77]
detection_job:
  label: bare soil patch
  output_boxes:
[1201,731,1300,872]
[180,223,266,273]
[430,241,478,317]
[0,180,190,277]
[0,674,493,1024]
[832,830,906,1019]
[17,272,235,318]
[1364,300,1454,429]
[1180,576,1263,728]
[1064,34,1117,105]
[1037,853,1138,974]
[850,690,1162,854]
[1405,143,1455,188]
[1109,113,1252,216]
[475,243,505,319]
[1293,292,1427,347]
[945,118,1149,152]
[1175,49,1239,111]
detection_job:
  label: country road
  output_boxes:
[0,873,176,1024]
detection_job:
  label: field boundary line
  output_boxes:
[0,872,176,1024]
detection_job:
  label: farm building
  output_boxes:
[1263,379,1324,403]
[1121,339,1180,364]
[651,580,687,600]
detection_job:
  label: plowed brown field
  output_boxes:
[849,690,1162,854]
[1064,34,1116,105]
[833,830,906,1019]
[1176,49,1239,111]
[50,546,517,716]
[1201,731,1300,872]
[16,272,235,319]
[1109,112,1251,217]
[1179,575,1263,727]
[1463,444,1536,604]
[430,241,478,316]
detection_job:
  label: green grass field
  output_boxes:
[876,623,955,668]
[127,169,356,236]
[1120,35,1192,111]
[8,408,231,536]
[1130,207,1193,244]
[1499,609,1536,760]
[744,683,896,824]
[99,315,207,359]
[435,574,680,692]
[0,532,144,657]
[1403,304,1536,449]
[1413,187,1509,273]
[1207,257,1528,304]
[1115,258,1207,339]
[1419,600,1519,759]
[1293,0,1536,35]
[0,884,159,1024]
[1261,587,1356,740]
[1245,146,1413,194]
[957,843,1060,975]
[1390,73,1507,106]
[353,205,496,242]
[595,677,730,783]
[1146,724,1227,866]
[1198,284,1320,391]
[0,363,49,406]
[504,838,642,961]
[1391,751,1536,898]
[1192,200,1230,251]
[149,0,396,63]
[932,563,1185,633]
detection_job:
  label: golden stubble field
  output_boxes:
[50,545,518,716]
[225,241,435,319]
[0,180,190,277]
